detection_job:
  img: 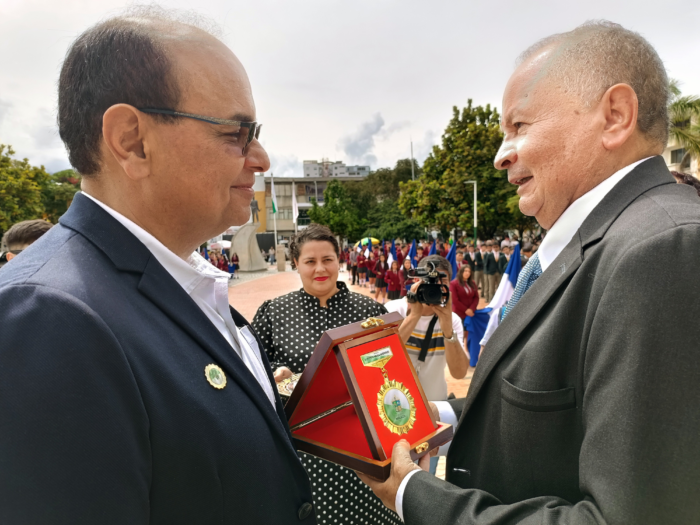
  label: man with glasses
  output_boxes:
[0,7,315,525]
[0,219,53,268]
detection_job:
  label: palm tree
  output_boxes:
[668,80,700,171]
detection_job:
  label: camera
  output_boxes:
[407,261,450,306]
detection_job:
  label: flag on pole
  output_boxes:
[408,240,417,267]
[445,241,458,277]
[387,240,397,267]
[464,244,522,366]
[292,184,299,224]
[271,177,278,214]
[428,241,437,256]
[203,247,209,260]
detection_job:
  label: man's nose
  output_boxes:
[245,140,271,173]
[494,141,517,170]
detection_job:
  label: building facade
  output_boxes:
[303,159,370,178]
[663,140,699,179]
[260,174,367,240]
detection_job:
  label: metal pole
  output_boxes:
[410,140,415,181]
[473,181,478,243]
[271,172,278,244]
[293,181,298,234]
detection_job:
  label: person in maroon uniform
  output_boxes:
[357,250,367,287]
[373,253,389,303]
[399,257,413,298]
[386,260,401,301]
[367,251,377,292]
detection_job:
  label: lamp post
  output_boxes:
[464,180,477,242]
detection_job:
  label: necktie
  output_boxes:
[502,252,542,320]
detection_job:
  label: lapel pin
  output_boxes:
[205,364,227,389]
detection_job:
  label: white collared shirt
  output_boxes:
[537,157,653,272]
[81,192,276,406]
[395,156,655,522]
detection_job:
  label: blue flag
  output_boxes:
[387,239,397,267]
[464,244,523,367]
[408,240,417,267]
[445,241,458,278]
[428,241,436,256]
[203,248,209,260]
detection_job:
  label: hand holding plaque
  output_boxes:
[283,312,453,480]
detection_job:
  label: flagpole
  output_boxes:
[292,181,298,234]
[271,172,278,245]
[410,140,415,181]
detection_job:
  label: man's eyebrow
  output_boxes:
[227,113,255,122]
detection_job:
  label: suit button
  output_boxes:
[298,502,313,520]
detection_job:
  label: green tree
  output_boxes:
[399,100,536,239]
[363,198,425,242]
[0,144,51,238]
[308,179,367,239]
[41,169,81,223]
[669,79,700,170]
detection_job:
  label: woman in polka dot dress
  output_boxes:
[253,224,400,525]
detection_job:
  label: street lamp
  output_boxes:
[464,180,477,242]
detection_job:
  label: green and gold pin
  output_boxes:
[205,364,227,389]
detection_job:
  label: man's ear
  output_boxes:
[5,252,15,262]
[102,104,152,181]
[600,83,638,151]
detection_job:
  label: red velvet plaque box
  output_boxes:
[284,312,453,480]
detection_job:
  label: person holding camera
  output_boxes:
[385,255,467,474]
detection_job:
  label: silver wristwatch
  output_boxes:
[444,331,459,344]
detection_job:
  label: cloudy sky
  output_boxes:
[2,0,699,175]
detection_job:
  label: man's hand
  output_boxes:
[406,281,424,318]
[357,440,423,512]
[273,366,293,383]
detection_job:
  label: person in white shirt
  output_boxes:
[384,255,467,474]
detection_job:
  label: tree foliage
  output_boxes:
[308,179,367,240]
[0,145,51,237]
[669,79,700,169]
[309,160,424,242]
[398,100,537,239]
[0,145,81,238]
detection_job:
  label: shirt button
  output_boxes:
[298,502,313,520]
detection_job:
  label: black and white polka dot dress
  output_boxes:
[252,282,400,525]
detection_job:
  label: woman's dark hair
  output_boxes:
[456,264,475,288]
[671,171,700,197]
[289,223,339,270]
[390,260,399,271]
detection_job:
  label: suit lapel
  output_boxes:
[137,257,295,448]
[61,194,295,453]
[460,238,583,420]
[459,156,674,424]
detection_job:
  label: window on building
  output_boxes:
[671,148,687,164]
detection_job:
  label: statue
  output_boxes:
[250,198,260,223]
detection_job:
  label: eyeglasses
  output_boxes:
[138,108,262,155]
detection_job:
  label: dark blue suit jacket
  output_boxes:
[0,193,315,524]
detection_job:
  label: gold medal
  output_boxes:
[361,347,416,435]
[205,364,227,389]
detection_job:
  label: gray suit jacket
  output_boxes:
[404,156,700,524]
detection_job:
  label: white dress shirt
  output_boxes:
[81,192,276,407]
[395,156,653,522]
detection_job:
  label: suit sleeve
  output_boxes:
[0,285,150,525]
[467,288,479,312]
[403,224,700,524]
[449,281,467,318]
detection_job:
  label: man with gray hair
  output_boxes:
[361,21,700,524]
[0,7,316,524]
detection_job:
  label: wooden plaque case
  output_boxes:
[284,312,453,480]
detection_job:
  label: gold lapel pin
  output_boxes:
[205,364,227,389]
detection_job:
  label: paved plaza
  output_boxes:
[228,266,486,479]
